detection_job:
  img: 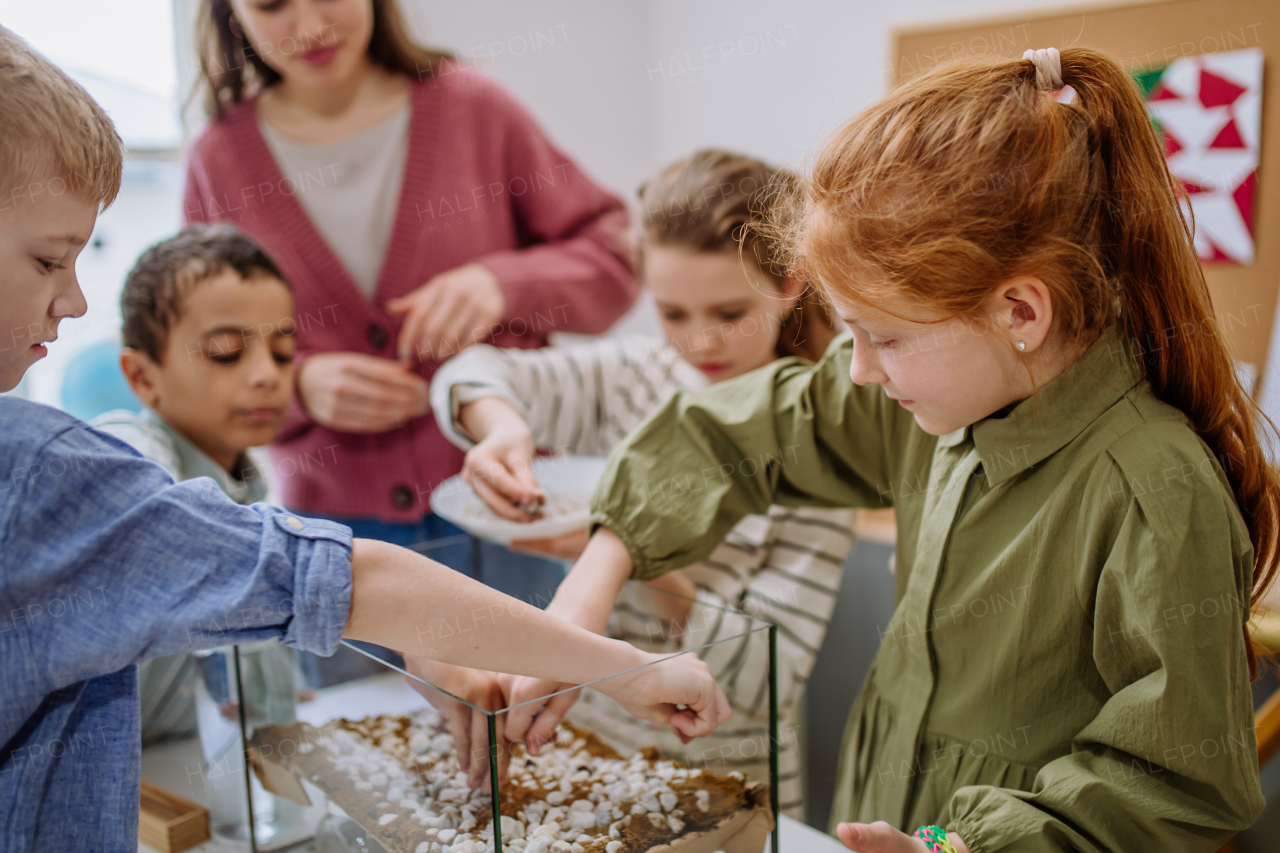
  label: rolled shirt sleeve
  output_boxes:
[0,416,353,717]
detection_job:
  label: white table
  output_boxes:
[141,672,847,853]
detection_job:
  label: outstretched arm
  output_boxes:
[345,538,730,742]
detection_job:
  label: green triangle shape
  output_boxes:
[1131,66,1167,100]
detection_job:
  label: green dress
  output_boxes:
[590,328,1263,851]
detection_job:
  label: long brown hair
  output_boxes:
[638,149,839,363]
[196,0,453,118]
[790,47,1280,609]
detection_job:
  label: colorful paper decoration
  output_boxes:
[1133,48,1263,265]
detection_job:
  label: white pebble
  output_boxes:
[500,816,526,839]
[378,813,398,826]
[606,843,623,853]
[525,837,553,853]
[546,790,567,806]
[438,829,457,844]
[659,792,677,812]
[416,845,430,853]
[354,780,374,792]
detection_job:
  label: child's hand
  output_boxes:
[499,673,581,755]
[836,823,970,853]
[461,422,543,522]
[594,651,732,744]
[404,658,510,789]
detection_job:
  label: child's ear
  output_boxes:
[778,274,805,314]
[991,276,1054,354]
[120,348,162,408]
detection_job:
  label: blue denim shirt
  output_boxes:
[0,399,353,851]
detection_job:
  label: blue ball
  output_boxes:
[60,340,141,421]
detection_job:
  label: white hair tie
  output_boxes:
[1022,47,1063,90]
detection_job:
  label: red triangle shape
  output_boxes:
[1199,68,1247,108]
[1233,169,1256,236]
[1201,238,1234,263]
[1149,81,1181,101]
[1180,177,1209,195]
[1209,118,1247,149]
[1162,129,1183,157]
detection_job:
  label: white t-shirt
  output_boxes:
[260,107,410,298]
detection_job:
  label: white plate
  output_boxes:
[429,455,608,545]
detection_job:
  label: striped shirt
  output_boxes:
[431,337,856,817]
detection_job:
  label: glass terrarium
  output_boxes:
[243,584,780,853]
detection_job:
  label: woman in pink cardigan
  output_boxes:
[183,0,638,601]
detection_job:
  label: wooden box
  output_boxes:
[139,780,211,853]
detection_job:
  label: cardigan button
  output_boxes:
[367,323,389,349]
[391,485,414,510]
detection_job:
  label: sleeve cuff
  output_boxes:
[438,384,527,450]
[588,509,648,580]
[946,821,985,853]
[272,512,353,657]
[477,251,541,326]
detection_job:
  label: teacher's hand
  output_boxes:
[297,351,429,433]
[388,263,506,363]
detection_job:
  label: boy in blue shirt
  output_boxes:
[0,26,729,852]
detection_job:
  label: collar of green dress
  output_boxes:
[960,326,1145,486]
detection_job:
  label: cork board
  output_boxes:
[892,0,1279,387]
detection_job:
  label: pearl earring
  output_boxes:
[1015,341,1026,351]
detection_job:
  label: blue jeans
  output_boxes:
[294,511,568,686]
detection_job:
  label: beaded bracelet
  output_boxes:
[913,825,957,853]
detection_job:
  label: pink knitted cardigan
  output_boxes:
[183,64,637,521]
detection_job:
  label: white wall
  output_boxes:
[408,0,1076,194]
[405,1,656,201]
[405,0,1079,339]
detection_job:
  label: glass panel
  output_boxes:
[195,641,327,849]
[247,584,780,853]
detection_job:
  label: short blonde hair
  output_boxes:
[0,26,122,210]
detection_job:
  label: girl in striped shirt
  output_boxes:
[428,150,854,818]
